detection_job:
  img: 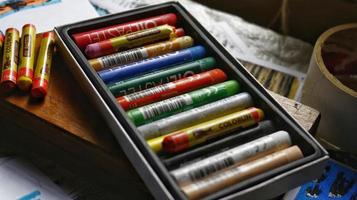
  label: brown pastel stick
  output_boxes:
[181,146,303,200]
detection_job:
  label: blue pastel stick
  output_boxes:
[98,45,206,84]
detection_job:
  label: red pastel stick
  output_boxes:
[72,13,177,50]
[117,69,227,110]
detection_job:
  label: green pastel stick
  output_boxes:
[127,80,240,126]
[107,57,216,97]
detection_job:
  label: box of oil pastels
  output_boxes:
[54,2,329,200]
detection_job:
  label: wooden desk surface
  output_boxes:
[0,55,320,198]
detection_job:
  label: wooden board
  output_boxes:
[0,55,151,198]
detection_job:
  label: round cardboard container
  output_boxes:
[302,23,357,154]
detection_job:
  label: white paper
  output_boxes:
[0,157,71,200]
[90,0,312,78]
[0,0,98,33]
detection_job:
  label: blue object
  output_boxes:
[98,45,206,84]
[18,190,41,200]
[287,160,357,200]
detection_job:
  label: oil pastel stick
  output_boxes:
[181,146,303,200]
[170,130,291,185]
[89,36,194,71]
[107,57,216,97]
[85,25,184,58]
[98,45,206,84]
[128,80,239,127]
[1,28,19,92]
[162,120,275,168]
[0,31,4,54]
[118,69,227,110]
[162,107,264,153]
[31,32,55,98]
[17,24,36,91]
[138,92,253,140]
[72,13,177,50]
[0,31,4,76]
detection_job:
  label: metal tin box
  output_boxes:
[54,2,329,199]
